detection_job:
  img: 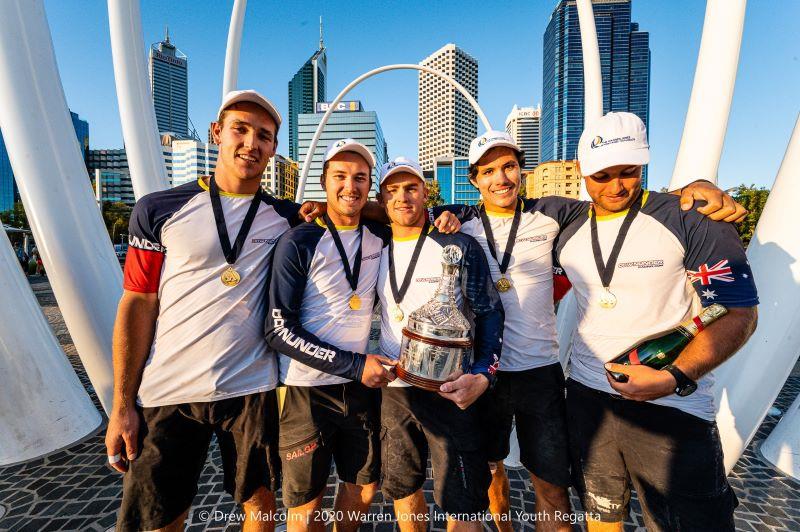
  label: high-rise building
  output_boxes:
[288,19,327,161]
[87,149,135,207]
[297,101,387,201]
[542,0,650,184]
[526,160,582,199]
[434,156,479,205]
[149,29,189,137]
[505,105,541,171]
[2,109,89,212]
[263,154,299,200]
[166,139,218,187]
[418,44,479,171]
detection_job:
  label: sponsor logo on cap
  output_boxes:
[590,135,636,149]
[334,140,347,148]
[478,136,506,147]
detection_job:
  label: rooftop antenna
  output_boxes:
[165,25,170,44]
[319,16,324,50]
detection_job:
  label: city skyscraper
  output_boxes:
[434,156,479,205]
[1,110,89,212]
[288,18,327,161]
[262,154,299,200]
[149,28,189,137]
[542,0,650,183]
[297,100,387,201]
[418,44,479,171]
[505,105,542,171]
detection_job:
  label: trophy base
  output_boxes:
[396,366,447,392]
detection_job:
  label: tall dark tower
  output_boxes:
[288,17,327,161]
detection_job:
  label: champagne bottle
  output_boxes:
[607,303,728,383]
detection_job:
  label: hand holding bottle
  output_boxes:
[604,362,677,402]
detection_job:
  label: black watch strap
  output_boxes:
[663,365,697,397]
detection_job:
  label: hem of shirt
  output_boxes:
[136,382,278,408]
[498,357,560,373]
[282,377,351,387]
[568,375,715,422]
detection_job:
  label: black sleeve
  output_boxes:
[264,229,367,381]
[682,211,759,308]
[429,203,480,224]
[460,236,505,383]
[531,196,590,229]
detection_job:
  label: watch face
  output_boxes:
[675,382,698,397]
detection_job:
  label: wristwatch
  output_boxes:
[662,365,697,397]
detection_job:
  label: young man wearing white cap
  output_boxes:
[431,124,746,531]
[107,89,325,531]
[265,139,396,531]
[375,156,504,530]
[552,111,758,531]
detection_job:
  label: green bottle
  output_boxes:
[607,303,728,383]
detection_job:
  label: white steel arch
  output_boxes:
[222,0,248,99]
[295,64,492,202]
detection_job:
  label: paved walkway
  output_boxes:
[0,279,798,531]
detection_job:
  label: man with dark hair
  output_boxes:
[106,89,322,532]
[266,139,395,532]
[554,112,757,531]
[432,129,747,531]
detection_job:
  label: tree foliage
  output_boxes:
[425,180,444,208]
[732,184,770,247]
[102,201,133,244]
[0,201,29,229]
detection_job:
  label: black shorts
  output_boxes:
[479,362,571,487]
[380,386,491,517]
[117,390,281,532]
[566,379,737,530]
[279,382,381,508]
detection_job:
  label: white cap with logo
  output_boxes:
[577,112,649,176]
[468,130,521,165]
[324,138,376,168]
[379,156,425,186]
[218,89,282,128]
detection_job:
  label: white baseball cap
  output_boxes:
[379,156,425,186]
[218,89,282,128]
[468,130,522,165]
[577,112,649,177]
[324,138,376,168]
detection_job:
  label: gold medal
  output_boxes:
[496,277,512,292]
[349,293,362,311]
[391,305,405,322]
[221,266,241,287]
[598,288,617,309]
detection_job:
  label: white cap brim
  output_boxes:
[218,90,282,128]
[380,165,424,186]
[580,148,649,177]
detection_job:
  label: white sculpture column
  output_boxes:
[719,114,800,473]
[0,0,121,413]
[0,231,102,465]
[222,0,247,98]
[108,0,169,197]
[669,0,747,190]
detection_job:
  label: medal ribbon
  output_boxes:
[389,220,430,306]
[323,214,363,294]
[479,200,522,276]
[209,176,263,265]
[590,190,643,290]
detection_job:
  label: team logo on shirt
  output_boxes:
[688,259,734,285]
[488,354,500,376]
[618,259,664,269]
[129,235,164,252]
[362,251,381,261]
[252,238,278,244]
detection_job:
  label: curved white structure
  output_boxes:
[669,0,747,190]
[108,0,169,198]
[0,232,102,466]
[762,393,800,479]
[717,114,800,473]
[222,0,247,98]
[0,0,121,413]
[295,64,492,202]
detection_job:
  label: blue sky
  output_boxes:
[45,0,799,191]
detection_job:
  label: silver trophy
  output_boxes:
[397,245,473,390]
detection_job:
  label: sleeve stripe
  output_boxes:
[123,247,164,293]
